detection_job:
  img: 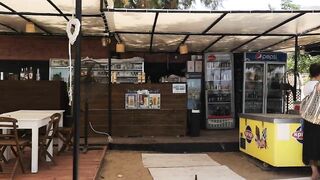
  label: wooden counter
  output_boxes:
[81,83,187,136]
[0,80,68,114]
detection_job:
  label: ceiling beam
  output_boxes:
[0,11,100,17]
[114,33,122,43]
[149,12,159,52]
[172,13,228,53]
[0,23,19,33]
[201,35,225,53]
[258,36,295,51]
[0,2,52,34]
[46,0,69,21]
[114,31,295,36]
[0,31,105,37]
[299,24,320,36]
[257,22,320,51]
[103,8,320,14]
[202,13,227,34]
[100,12,109,33]
[230,12,305,52]
[300,33,320,36]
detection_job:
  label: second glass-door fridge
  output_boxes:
[243,52,287,114]
[205,52,234,129]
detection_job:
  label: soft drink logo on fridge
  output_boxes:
[255,52,277,61]
[246,52,287,62]
[255,52,262,60]
[292,126,303,143]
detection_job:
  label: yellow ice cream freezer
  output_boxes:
[239,113,305,167]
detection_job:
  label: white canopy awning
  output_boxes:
[104,9,320,53]
[0,0,320,53]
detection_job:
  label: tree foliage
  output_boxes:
[113,0,223,9]
[281,0,300,10]
[287,53,320,73]
[280,1,320,75]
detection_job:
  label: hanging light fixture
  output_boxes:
[179,44,188,55]
[116,42,125,53]
[25,21,36,33]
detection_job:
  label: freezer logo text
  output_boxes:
[244,126,253,143]
[292,126,303,143]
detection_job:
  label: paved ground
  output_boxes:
[98,150,311,180]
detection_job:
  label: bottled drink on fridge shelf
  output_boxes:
[36,68,40,81]
[28,67,33,80]
[24,68,29,80]
[20,68,25,80]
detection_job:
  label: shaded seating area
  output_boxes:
[0,117,30,179]
[0,146,107,179]
[57,126,73,154]
[38,113,61,165]
[56,115,74,154]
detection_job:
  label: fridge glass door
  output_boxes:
[187,78,201,110]
[266,63,285,113]
[50,67,72,82]
[243,62,264,113]
[206,60,232,119]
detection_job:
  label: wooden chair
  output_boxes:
[0,116,30,179]
[57,125,73,154]
[38,113,61,165]
[56,115,73,154]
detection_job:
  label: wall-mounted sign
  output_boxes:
[172,83,186,94]
[125,93,138,109]
[125,90,160,109]
[187,61,195,72]
[195,61,202,72]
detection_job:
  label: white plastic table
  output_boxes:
[0,110,64,173]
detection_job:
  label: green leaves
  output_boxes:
[113,0,223,9]
[281,0,300,10]
[287,53,320,73]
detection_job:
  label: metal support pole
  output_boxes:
[108,35,112,135]
[294,36,298,101]
[83,101,89,152]
[73,0,81,179]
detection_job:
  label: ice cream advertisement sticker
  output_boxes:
[244,126,253,143]
[292,126,303,143]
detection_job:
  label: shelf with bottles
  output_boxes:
[245,80,263,83]
[244,101,263,110]
[207,93,231,102]
[18,67,41,81]
[111,63,143,71]
[245,92,263,100]
[266,98,282,101]
[50,57,145,84]
[206,61,232,69]
[206,82,232,92]
[207,104,232,117]
[207,102,231,105]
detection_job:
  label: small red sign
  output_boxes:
[207,54,216,61]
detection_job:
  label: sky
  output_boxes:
[194,0,320,10]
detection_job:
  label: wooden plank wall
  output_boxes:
[0,80,68,114]
[80,83,187,137]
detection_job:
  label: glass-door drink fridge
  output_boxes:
[205,52,234,129]
[243,52,287,114]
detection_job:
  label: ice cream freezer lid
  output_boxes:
[239,113,302,123]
